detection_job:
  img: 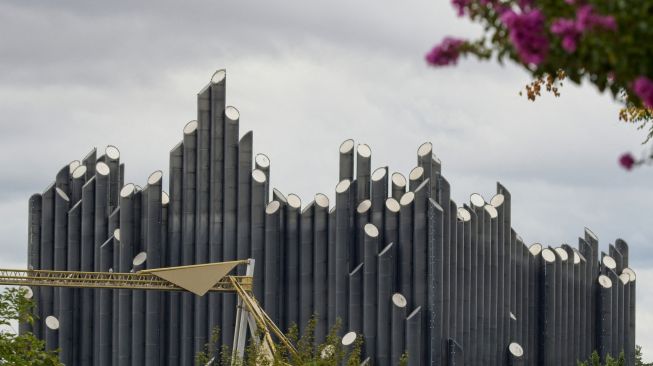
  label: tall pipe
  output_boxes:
[160,192,169,364]
[458,207,472,360]
[146,171,163,366]
[578,237,593,359]
[314,193,329,341]
[53,187,69,332]
[79,178,95,363]
[132,252,147,365]
[70,166,86,205]
[168,143,183,365]
[254,153,270,202]
[92,161,110,364]
[413,180,429,364]
[585,228,599,353]
[251,169,267,304]
[427,196,444,366]
[406,307,422,366]
[44,316,60,354]
[118,183,135,365]
[335,179,351,331]
[339,139,355,181]
[507,342,524,366]
[362,223,379,360]
[104,145,121,212]
[416,142,433,195]
[391,293,407,366]
[299,201,314,332]
[528,243,543,366]
[356,144,371,203]
[598,274,613,361]
[111,229,120,366]
[355,200,371,277]
[348,263,364,334]
[285,194,301,329]
[264,201,281,324]
[59,201,79,365]
[607,269,620,358]
[447,339,464,366]
[82,148,97,181]
[181,120,198,365]
[27,194,43,338]
[490,193,506,365]
[377,242,394,366]
[237,132,253,272]
[370,167,388,245]
[328,206,337,329]
[222,106,240,349]
[384,198,400,288]
[625,268,636,366]
[195,84,212,356]
[619,273,630,359]
[398,192,414,307]
[470,193,485,365]
[98,237,114,366]
[541,248,556,366]
[391,173,406,201]
[463,204,478,366]
[408,166,424,192]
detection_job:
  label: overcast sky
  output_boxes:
[1,0,651,359]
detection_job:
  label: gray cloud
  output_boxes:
[1,0,652,360]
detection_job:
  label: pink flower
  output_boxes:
[426,38,466,66]
[451,0,471,16]
[633,76,653,109]
[619,153,636,170]
[576,5,617,32]
[551,18,580,52]
[500,10,549,65]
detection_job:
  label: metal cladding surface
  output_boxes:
[26,71,635,366]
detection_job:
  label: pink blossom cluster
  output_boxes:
[425,37,466,66]
[551,5,616,53]
[619,153,636,170]
[633,77,653,109]
[500,10,549,65]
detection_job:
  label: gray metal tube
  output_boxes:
[339,139,355,181]
[439,178,452,361]
[59,201,79,365]
[370,167,387,246]
[458,207,472,359]
[195,85,211,356]
[355,200,371,278]
[356,145,371,203]
[145,172,162,366]
[79,178,95,363]
[585,228,599,353]
[335,179,351,331]
[105,145,121,213]
[408,166,424,192]
[507,342,524,366]
[53,187,69,336]
[626,268,636,366]
[362,223,379,360]
[264,201,281,323]
[528,243,543,366]
[237,132,253,271]
[391,172,406,202]
[132,252,147,365]
[454,210,466,348]
[398,192,414,307]
[619,273,630,360]
[416,142,432,194]
[254,153,270,202]
[44,316,60,355]
[82,148,97,181]
[27,194,43,338]
[348,263,364,334]
[118,183,135,365]
[93,162,110,365]
[299,201,314,332]
[376,242,394,366]
[406,306,422,366]
[391,293,407,366]
[469,193,485,365]
[111,230,120,366]
[486,204,498,365]
[607,269,620,358]
[413,180,429,364]
[181,120,197,366]
[285,194,301,329]
[314,194,329,342]
[598,274,613,361]
[70,165,86,205]
[615,239,629,269]
[328,206,337,329]
[160,193,169,364]
[447,339,464,366]
[541,248,556,366]
[563,244,577,365]
[222,106,240,349]
[579,237,593,360]
[98,237,114,366]
[427,198,444,366]
[55,164,70,196]
[168,143,183,365]
[251,169,267,304]
[384,198,399,288]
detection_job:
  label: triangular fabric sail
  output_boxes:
[143,261,240,296]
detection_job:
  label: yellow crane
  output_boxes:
[0,258,297,365]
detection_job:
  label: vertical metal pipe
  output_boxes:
[79,179,95,364]
[355,200,371,277]
[209,70,226,356]
[328,206,337,329]
[416,142,433,194]
[625,268,636,366]
[384,198,400,289]
[356,144,371,203]
[71,166,87,205]
[181,120,198,366]
[299,201,314,332]
[145,172,162,366]
[251,169,267,304]
[160,193,169,365]
[237,132,253,270]
[264,201,281,324]
[335,179,351,331]
[507,342,524,366]
[370,167,387,245]
[412,180,429,364]
[339,139,355,181]
[598,274,613,361]
[98,237,114,366]
[118,183,135,365]
[619,273,630,359]
[607,269,620,358]
[391,293,407,366]
[563,245,577,365]
[195,84,212,356]
[490,193,506,365]
[463,204,478,366]
[45,316,60,354]
[469,193,485,365]
[254,154,270,202]
[27,194,43,338]
[579,237,593,360]
[53,188,69,336]
[458,207,472,362]
[615,239,629,269]
[341,331,358,359]
[362,223,379,360]
[111,229,120,366]
[82,148,97,181]
[104,145,121,213]
[391,173,406,201]
[60,201,80,365]
[406,307,422,366]
[93,162,110,364]
[132,252,147,365]
[427,198,444,366]
[285,194,301,329]
[348,263,364,334]
[447,339,464,366]
[377,242,394,366]
[222,106,240,349]
[541,248,556,366]
[528,243,543,366]
[168,143,183,365]
[454,209,467,349]
[585,228,599,353]
[408,167,424,192]
[398,192,414,307]
[314,194,329,342]
[56,165,70,196]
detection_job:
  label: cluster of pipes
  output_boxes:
[22,70,637,366]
